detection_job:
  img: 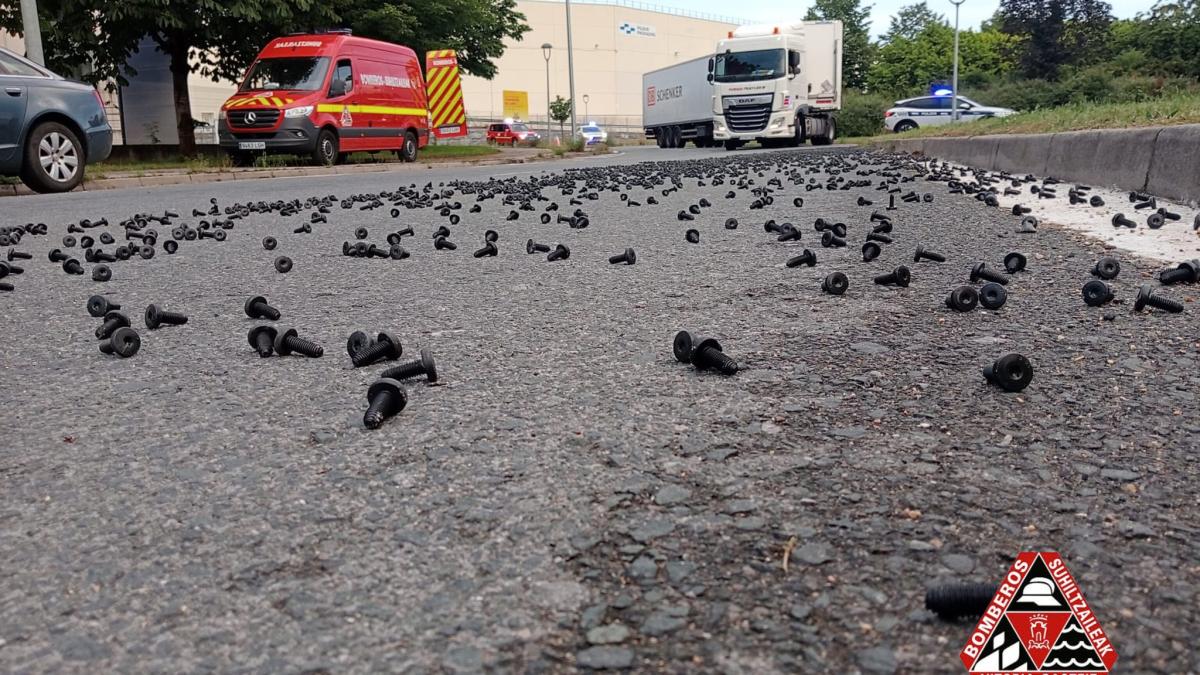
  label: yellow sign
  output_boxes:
[502,90,529,120]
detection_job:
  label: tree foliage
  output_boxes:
[998,0,1114,79]
[805,0,873,90]
[869,23,1018,94]
[883,2,947,42]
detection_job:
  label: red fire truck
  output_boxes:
[219,31,430,166]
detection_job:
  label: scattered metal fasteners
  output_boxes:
[434,236,457,251]
[99,326,141,358]
[145,304,188,329]
[983,353,1033,392]
[484,229,499,243]
[1012,204,1032,216]
[978,282,1008,310]
[786,249,816,268]
[1134,284,1183,314]
[685,229,700,244]
[1082,279,1115,307]
[7,249,32,261]
[724,218,738,230]
[1147,212,1165,229]
[527,239,551,254]
[96,310,131,339]
[380,348,439,383]
[672,330,738,375]
[346,330,374,358]
[87,295,120,317]
[913,246,945,263]
[1091,256,1120,280]
[945,286,978,312]
[63,258,85,275]
[275,256,293,273]
[609,248,636,265]
[363,378,408,429]
[92,264,111,282]
[821,231,846,248]
[861,242,881,262]
[163,240,178,255]
[925,583,996,622]
[245,296,281,320]
[1111,213,1136,228]
[352,332,403,367]
[822,272,849,295]
[473,241,498,258]
[354,227,369,240]
[1003,252,1027,273]
[263,236,277,250]
[874,266,911,287]
[547,244,571,261]
[248,325,278,357]
[1159,259,1200,285]
[970,262,1009,286]
[1017,215,1039,233]
[274,327,325,357]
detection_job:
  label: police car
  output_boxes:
[884,94,1015,133]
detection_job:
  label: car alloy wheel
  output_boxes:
[39,131,80,183]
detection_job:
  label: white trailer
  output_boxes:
[711,20,843,149]
[642,56,717,149]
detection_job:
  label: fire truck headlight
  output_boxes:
[284,105,314,119]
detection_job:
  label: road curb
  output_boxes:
[868,123,1200,206]
[0,150,551,198]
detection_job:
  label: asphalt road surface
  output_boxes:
[2,145,1197,674]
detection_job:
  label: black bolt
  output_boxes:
[1133,198,1156,210]
[869,211,892,224]
[527,239,551,254]
[247,325,278,357]
[677,210,695,221]
[792,197,804,207]
[913,246,945,263]
[1111,213,1136,228]
[380,348,439,383]
[366,245,389,259]
[275,256,293,273]
[830,222,847,238]
[1003,252,1027,273]
[1147,212,1165,229]
[99,326,141,358]
[547,244,571,261]
[63,258,85,275]
[245,295,281,320]
[541,213,552,224]
[0,261,22,276]
[1091,256,1120,280]
[945,285,978,312]
[887,194,896,210]
[1089,195,1104,207]
[821,231,846,248]
[434,236,457,251]
[1082,279,1114,307]
[1134,284,1184,314]
[274,327,325,357]
[293,223,312,234]
[672,330,738,375]
[347,330,374,358]
[1158,207,1181,221]
[352,331,403,367]
[764,220,783,234]
[866,232,892,244]
[1159,260,1200,285]
[506,210,520,221]
[88,295,121,317]
[925,583,996,621]
[49,249,69,262]
[485,229,499,243]
[874,266,911,287]
[983,353,1033,392]
[556,214,575,227]
[978,282,1008,310]
[861,241,881,262]
[776,225,800,242]
[473,241,498,258]
[609,248,636,265]
[433,225,451,239]
[363,378,408,429]
[0,282,12,292]
[822,272,849,295]
[390,244,410,260]
[92,264,111,282]
[145,304,188,329]
[970,262,1009,286]
[786,249,817,268]
[857,196,873,206]
[7,249,31,261]
[1017,215,1039,232]
[96,310,130,339]
[163,240,178,255]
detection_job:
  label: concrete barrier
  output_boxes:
[869,124,1200,206]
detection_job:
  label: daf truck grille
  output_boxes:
[722,95,773,133]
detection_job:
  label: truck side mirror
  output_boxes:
[788,51,801,69]
[707,73,714,84]
[707,57,714,73]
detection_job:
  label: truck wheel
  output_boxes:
[399,130,419,162]
[789,115,807,147]
[723,140,741,151]
[811,118,837,146]
[312,128,338,166]
[655,130,667,149]
[21,121,85,193]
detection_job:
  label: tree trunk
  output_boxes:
[166,38,196,157]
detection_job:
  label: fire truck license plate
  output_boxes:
[238,142,267,150]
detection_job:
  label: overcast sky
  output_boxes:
[653,0,1147,37]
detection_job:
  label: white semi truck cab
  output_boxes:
[709,21,843,150]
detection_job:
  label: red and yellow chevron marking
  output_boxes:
[224,96,296,109]
[425,49,467,139]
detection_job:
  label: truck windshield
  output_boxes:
[239,57,331,92]
[714,49,785,83]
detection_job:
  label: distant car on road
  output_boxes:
[0,47,112,193]
[486,121,540,146]
[577,123,608,145]
[884,95,1015,133]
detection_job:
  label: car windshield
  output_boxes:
[239,57,330,92]
[714,49,785,83]
[512,124,529,132]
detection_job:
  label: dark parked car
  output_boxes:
[0,47,112,193]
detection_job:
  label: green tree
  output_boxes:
[805,0,873,90]
[883,2,946,42]
[998,0,1113,79]
[1135,0,1200,77]
[868,23,1017,95]
[549,95,572,141]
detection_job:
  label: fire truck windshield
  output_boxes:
[239,57,331,92]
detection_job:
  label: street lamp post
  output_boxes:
[950,0,965,122]
[541,43,553,141]
[564,0,578,138]
[583,94,589,122]
[19,0,45,65]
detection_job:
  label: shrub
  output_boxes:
[838,92,893,137]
